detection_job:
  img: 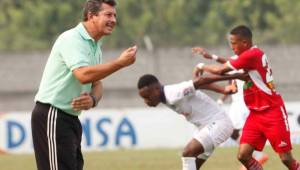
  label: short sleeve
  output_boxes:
[228,49,258,70]
[59,37,90,71]
[164,80,195,105]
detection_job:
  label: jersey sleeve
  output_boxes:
[59,36,90,71]
[228,50,258,70]
[164,80,195,105]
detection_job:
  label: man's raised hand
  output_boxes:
[117,45,138,67]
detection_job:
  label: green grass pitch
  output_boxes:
[1,145,300,170]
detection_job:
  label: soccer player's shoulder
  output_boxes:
[242,47,264,59]
[249,47,264,56]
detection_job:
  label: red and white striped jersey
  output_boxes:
[227,46,282,111]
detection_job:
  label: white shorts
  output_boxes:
[193,115,233,159]
[227,101,249,129]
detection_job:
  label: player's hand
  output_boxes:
[71,92,94,112]
[117,45,138,67]
[224,81,237,94]
[193,63,204,78]
[192,47,211,59]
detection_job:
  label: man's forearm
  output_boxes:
[202,64,232,75]
[73,60,123,84]
[215,56,228,64]
[193,73,244,89]
[204,53,228,64]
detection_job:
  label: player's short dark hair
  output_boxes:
[83,0,117,21]
[230,25,252,40]
[137,74,159,89]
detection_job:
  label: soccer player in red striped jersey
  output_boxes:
[192,25,300,170]
[193,48,269,170]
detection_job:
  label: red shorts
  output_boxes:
[240,104,292,153]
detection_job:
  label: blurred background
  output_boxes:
[1,0,300,169]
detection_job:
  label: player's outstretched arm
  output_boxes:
[192,47,228,64]
[193,73,245,89]
[199,83,237,95]
[193,62,232,78]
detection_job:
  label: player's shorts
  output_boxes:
[240,104,292,153]
[227,100,249,129]
[193,114,234,159]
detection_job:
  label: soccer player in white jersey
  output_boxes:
[137,73,245,170]
[192,48,269,169]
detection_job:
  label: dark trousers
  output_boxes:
[31,102,83,170]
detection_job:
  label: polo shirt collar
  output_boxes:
[76,22,94,41]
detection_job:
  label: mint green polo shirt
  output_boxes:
[35,23,102,116]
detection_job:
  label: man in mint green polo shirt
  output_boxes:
[31,1,138,170]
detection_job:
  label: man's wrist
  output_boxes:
[197,63,205,70]
[90,94,98,107]
[211,54,219,60]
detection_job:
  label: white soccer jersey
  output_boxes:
[163,80,228,128]
[231,79,245,102]
[227,68,246,103]
[228,79,249,129]
[226,69,250,129]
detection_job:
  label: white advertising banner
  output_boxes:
[0,107,194,154]
[0,102,300,154]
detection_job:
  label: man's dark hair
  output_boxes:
[230,25,252,40]
[83,0,117,21]
[137,74,159,89]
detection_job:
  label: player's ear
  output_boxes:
[243,37,251,46]
[241,39,248,48]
